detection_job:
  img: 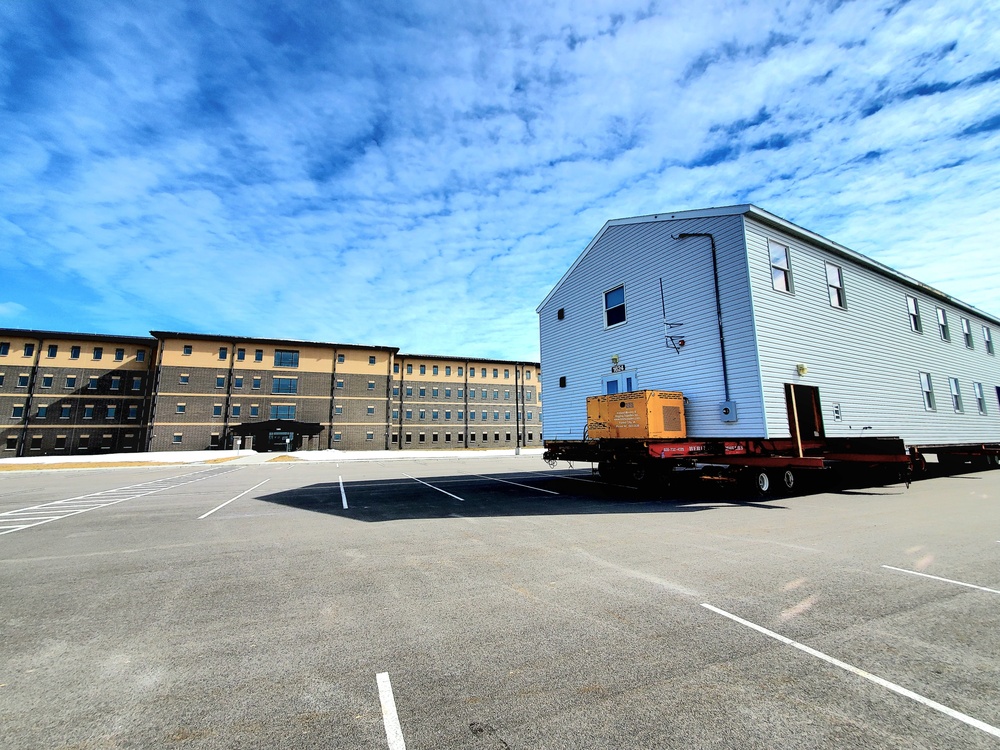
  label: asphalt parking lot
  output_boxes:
[2,456,999,749]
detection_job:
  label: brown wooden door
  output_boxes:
[785,383,825,442]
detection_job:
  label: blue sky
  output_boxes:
[1,0,998,360]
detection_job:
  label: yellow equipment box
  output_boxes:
[586,390,686,440]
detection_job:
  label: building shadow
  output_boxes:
[254,470,788,523]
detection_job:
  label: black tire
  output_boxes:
[744,469,772,497]
[780,468,796,494]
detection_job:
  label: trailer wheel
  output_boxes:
[744,469,771,497]
[780,469,796,493]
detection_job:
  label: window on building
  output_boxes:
[11,404,24,418]
[236,348,245,361]
[482,389,487,399]
[92,346,103,360]
[769,241,792,292]
[234,376,243,389]
[42,375,53,388]
[253,376,262,389]
[54,435,66,450]
[179,374,189,384]
[270,405,296,419]
[405,409,412,419]
[128,405,138,419]
[458,388,464,398]
[419,433,426,443]
[504,390,510,399]
[83,405,94,419]
[209,434,220,448]
[493,368,499,378]
[482,411,487,420]
[216,375,226,388]
[47,344,58,358]
[405,433,412,443]
[481,368,487,378]
[406,387,413,397]
[61,404,71,419]
[432,410,439,420]
[974,382,987,414]
[106,404,117,419]
[87,376,98,390]
[0,342,9,356]
[68,345,79,359]
[392,362,398,373]
[445,388,451,398]
[419,387,426,397]
[369,355,377,365]
[493,411,500,421]
[526,371,532,380]
[175,402,187,414]
[272,377,298,394]
[63,375,76,389]
[906,296,922,332]
[339,354,346,364]
[826,263,845,308]
[29,435,42,450]
[469,432,476,442]
[336,378,344,389]
[274,350,299,368]
[24,343,34,357]
[504,411,511,421]
[431,432,439,443]
[136,349,145,362]
[948,377,963,412]
[115,348,125,361]
[470,367,476,378]
[458,367,464,376]
[937,308,950,341]
[985,326,995,355]
[419,409,426,419]
[367,380,376,390]
[367,405,375,415]
[919,372,935,410]
[392,409,399,419]
[445,366,451,376]
[431,388,438,397]
[212,404,222,417]
[36,405,47,418]
[469,411,475,420]
[961,318,974,348]
[182,345,192,355]
[173,433,183,444]
[493,390,499,399]
[527,411,533,420]
[110,376,120,390]
[232,405,241,418]
[392,386,400,397]
[406,364,413,374]
[250,405,259,417]
[445,410,451,420]
[430,365,437,375]
[457,410,464,420]
[255,349,264,362]
[494,432,501,442]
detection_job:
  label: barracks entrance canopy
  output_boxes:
[229,419,323,452]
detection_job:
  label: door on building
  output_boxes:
[268,431,295,451]
[785,384,825,443]
[602,370,637,395]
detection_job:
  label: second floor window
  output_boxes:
[604,284,626,326]
[272,377,298,394]
[274,350,299,368]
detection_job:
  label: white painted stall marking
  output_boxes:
[338,475,348,509]
[702,603,1000,740]
[881,565,1000,595]
[376,672,407,750]
[471,473,560,495]
[0,468,242,535]
[401,473,466,502]
[198,480,270,519]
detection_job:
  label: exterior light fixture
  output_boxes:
[796,363,808,376]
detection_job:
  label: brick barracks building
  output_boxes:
[0,329,541,458]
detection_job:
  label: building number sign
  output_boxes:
[611,363,626,373]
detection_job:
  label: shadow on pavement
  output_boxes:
[254,469,788,522]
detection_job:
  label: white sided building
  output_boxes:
[537,205,1000,452]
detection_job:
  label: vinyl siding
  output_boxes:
[744,217,1000,445]
[539,214,766,440]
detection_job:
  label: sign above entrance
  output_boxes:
[611,363,626,373]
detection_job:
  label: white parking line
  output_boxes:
[198,480,270,519]
[401,473,465,502]
[376,672,407,750]
[470,473,560,495]
[0,467,241,535]
[702,603,1000,740]
[881,565,1000,595]
[339,475,348,509]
